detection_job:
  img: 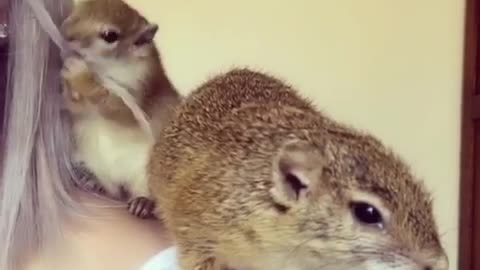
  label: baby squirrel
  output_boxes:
[148,69,449,270]
[60,0,181,218]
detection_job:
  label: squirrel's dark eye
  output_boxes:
[100,30,120,43]
[350,202,383,226]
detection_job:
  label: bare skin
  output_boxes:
[24,191,174,270]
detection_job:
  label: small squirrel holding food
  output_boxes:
[60,0,181,218]
[148,69,449,270]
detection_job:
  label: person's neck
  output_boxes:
[24,189,173,270]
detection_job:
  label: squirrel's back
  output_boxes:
[148,68,326,228]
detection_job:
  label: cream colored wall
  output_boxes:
[126,0,464,267]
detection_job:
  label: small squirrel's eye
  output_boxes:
[350,202,383,226]
[100,30,120,44]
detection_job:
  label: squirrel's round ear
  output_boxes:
[134,23,158,46]
[146,23,159,35]
[270,139,327,208]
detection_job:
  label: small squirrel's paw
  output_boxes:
[83,179,106,194]
[178,252,220,270]
[61,57,89,80]
[72,164,106,194]
[61,57,90,104]
[193,258,219,270]
[128,197,156,219]
[61,57,108,104]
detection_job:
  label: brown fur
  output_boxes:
[61,0,180,131]
[148,68,448,269]
[60,0,181,218]
[61,0,148,51]
[61,51,178,130]
[60,0,179,131]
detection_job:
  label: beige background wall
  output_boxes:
[125,0,464,267]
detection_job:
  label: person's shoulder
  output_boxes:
[139,246,177,270]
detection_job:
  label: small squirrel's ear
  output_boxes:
[270,139,326,208]
[134,24,159,46]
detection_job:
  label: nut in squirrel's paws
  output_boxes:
[128,197,155,219]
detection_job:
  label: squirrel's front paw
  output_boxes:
[61,57,108,105]
[62,57,89,80]
[128,197,156,219]
[61,57,91,102]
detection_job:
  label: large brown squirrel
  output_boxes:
[148,69,448,270]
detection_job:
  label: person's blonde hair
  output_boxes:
[0,0,78,269]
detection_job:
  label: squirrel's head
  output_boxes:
[250,130,448,270]
[60,0,158,65]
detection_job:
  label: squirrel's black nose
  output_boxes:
[423,266,432,270]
